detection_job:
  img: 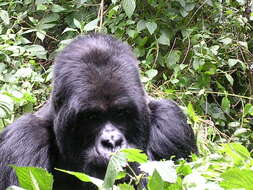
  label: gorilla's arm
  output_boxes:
[148,99,197,160]
[0,104,54,189]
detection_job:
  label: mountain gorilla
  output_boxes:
[0,34,197,189]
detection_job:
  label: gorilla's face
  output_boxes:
[51,34,150,177]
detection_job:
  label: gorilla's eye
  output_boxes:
[114,109,131,119]
[77,111,101,122]
[86,113,99,121]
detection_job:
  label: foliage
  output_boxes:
[10,146,253,190]
[0,0,253,189]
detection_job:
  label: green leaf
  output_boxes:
[225,73,234,85]
[192,57,204,70]
[220,168,253,189]
[0,94,13,118]
[6,186,26,190]
[15,68,33,78]
[228,121,240,128]
[84,18,99,31]
[73,18,81,29]
[187,103,199,122]
[11,166,53,190]
[62,27,78,34]
[139,161,177,183]
[185,3,195,11]
[56,169,103,187]
[221,97,230,114]
[51,4,65,13]
[145,69,158,80]
[148,170,164,190]
[220,37,232,45]
[122,0,136,17]
[40,14,59,24]
[0,10,10,25]
[167,50,181,66]
[244,103,253,116]
[145,22,157,35]
[30,171,40,190]
[136,20,146,32]
[121,148,148,163]
[158,31,170,46]
[238,41,248,49]
[118,183,135,190]
[102,152,127,189]
[221,143,251,165]
[228,59,239,68]
[36,31,46,41]
[24,45,47,59]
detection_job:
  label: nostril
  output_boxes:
[101,139,114,149]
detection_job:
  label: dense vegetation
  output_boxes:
[0,0,252,189]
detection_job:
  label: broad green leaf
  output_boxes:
[84,18,99,31]
[145,22,157,35]
[187,103,199,122]
[36,31,46,41]
[121,148,148,163]
[221,143,251,164]
[234,128,248,136]
[192,57,204,70]
[52,4,65,12]
[183,173,222,190]
[139,161,177,183]
[221,97,230,114]
[145,69,158,80]
[228,59,239,68]
[158,31,170,46]
[127,29,138,38]
[180,9,188,17]
[0,10,9,25]
[6,186,26,190]
[103,152,127,189]
[185,3,195,11]
[148,170,164,190]
[40,14,59,24]
[122,0,136,18]
[225,73,234,85]
[220,168,253,189]
[56,169,103,187]
[62,27,77,34]
[136,20,146,32]
[30,171,40,190]
[0,94,13,118]
[73,18,81,29]
[244,103,253,116]
[220,37,232,45]
[228,121,240,128]
[24,45,47,59]
[11,166,53,190]
[167,50,181,66]
[118,183,135,190]
[15,68,33,78]
[210,45,219,55]
[238,41,248,49]
[235,0,246,5]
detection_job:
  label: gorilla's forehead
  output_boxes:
[53,34,146,113]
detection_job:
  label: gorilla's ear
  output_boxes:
[147,99,197,160]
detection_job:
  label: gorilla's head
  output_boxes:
[51,34,150,177]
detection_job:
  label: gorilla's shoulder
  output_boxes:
[148,98,197,160]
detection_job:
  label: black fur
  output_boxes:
[0,34,197,190]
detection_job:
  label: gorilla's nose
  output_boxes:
[98,124,126,153]
[100,132,124,150]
